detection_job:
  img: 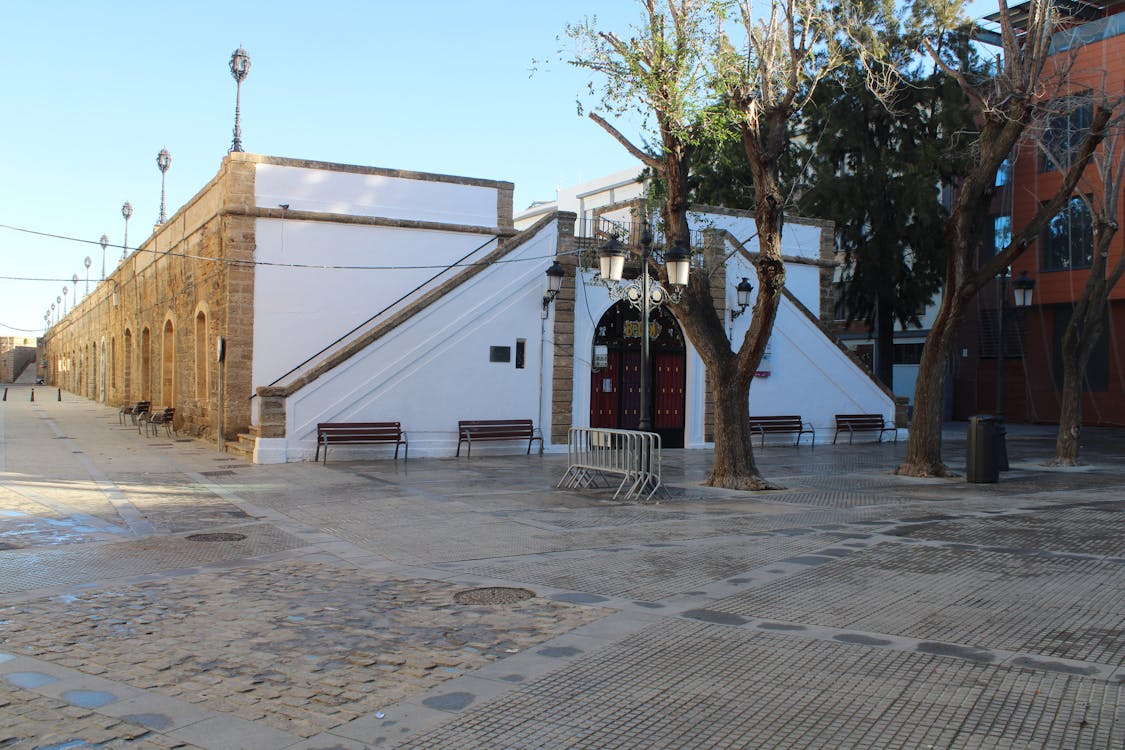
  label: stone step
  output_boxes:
[225,433,255,460]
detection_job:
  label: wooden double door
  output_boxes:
[589,301,686,448]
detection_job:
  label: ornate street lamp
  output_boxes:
[121,201,133,260]
[229,47,251,153]
[71,275,78,307]
[730,277,754,321]
[595,226,690,432]
[542,260,566,317]
[156,148,171,224]
[59,293,65,317]
[98,234,108,281]
[51,302,56,325]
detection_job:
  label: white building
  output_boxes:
[247,159,896,461]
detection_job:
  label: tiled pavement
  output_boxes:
[0,384,1122,749]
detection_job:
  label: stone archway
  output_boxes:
[141,328,151,399]
[589,300,687,448]
[162,319,175,407]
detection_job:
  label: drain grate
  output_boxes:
[186,532,248,542]
[454,587,535,605]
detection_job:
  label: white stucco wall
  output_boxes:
[255,163,501,228]
[265,220,561,462]
[566,217,892,446]
[251,220,503,393]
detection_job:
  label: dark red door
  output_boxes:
[654,352,685,429]
[590,350,620,428]
[619,351,641,430]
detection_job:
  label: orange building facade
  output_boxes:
[955,1,1125,426]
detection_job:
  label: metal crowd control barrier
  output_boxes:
[558,427,663,502]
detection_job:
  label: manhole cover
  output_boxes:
[186,532,247,542]
[454,587,535,605]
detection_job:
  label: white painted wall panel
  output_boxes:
[279,222,560,460]
[255,164,500,227]
[252,220,502,391]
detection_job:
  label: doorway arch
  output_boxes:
[589,300,687,448]
[162,319,175,407]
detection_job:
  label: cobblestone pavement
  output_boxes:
[0,386,1122,748]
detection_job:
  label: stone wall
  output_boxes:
[550,213,578,445]
[0,346,36,383]
[42,155,257,441]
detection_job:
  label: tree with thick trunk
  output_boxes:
[1049,106,1125,465]
[897,0,1111,476]
[568,0,844,489]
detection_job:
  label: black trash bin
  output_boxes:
[967,415,999,483]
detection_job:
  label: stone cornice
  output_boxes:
[243,207,518,238]
[227,152,514,192]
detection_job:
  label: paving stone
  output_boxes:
[0,559,604,739]
[397,620,1122,749]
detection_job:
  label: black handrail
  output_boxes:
[249,235,501,399]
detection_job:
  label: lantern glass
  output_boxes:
[736,277,753,308]
[546,261,565,294]
[1012,271,1035,308]
[664,241,691,287]
[598,238,626,282]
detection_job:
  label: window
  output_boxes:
[1042,197,1093,271]
[995,157,1011,187]
[1040,101,1092,172]
[195,311,207,399]
[981,214,1012,264]
[893,343,924,365]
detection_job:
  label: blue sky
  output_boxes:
[0,0,995,338]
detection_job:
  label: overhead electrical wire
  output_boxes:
[0,222,576,272]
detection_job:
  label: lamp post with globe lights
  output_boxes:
[229,48,251,153]
[157,149,171,224]
[121,202,133,260]
[596,227,690,433]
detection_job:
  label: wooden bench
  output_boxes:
[748,415,815,447]
[833,414,898,444]
[139,407,175,438]
[457,419,543,458]
[119,400,150,426]
[315,422,407,463]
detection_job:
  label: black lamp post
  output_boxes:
[996,268,1010,420]
[994,268,1036,471]
[122,202,133,260]
[597,228,690,432]
[157,148,171,224]
[229,48,251,153]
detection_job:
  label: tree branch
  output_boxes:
[587,112,663,170]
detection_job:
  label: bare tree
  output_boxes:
[897,0,1111,477]
[568,0,845,489]
[1046,100,1125,465]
